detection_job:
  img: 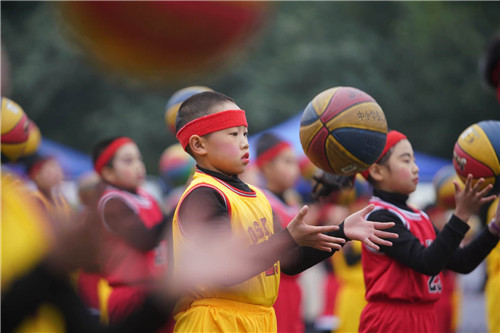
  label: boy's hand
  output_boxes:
[287,205,346,252]
[454,174,495,223]
[344,204,399,251]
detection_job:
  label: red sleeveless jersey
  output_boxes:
[362,196,443,303]
[98,186,167,286]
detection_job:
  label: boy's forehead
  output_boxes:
[208,101,240,114]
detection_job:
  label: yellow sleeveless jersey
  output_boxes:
[331,241,366,333]
[172,171,280,310]
[2,173,66,333]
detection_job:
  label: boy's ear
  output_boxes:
[188,135,207,156]
[368,164,385,182]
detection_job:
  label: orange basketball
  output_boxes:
[56,2,271,83]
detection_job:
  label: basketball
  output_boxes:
[22,122,42,157]
[299,86,388,176]
[453,120,500,194]
[159,143,196,189]
[433,164,462,210]
[165,86,213,135]
[1,97,30,161]
[56,2,270,84]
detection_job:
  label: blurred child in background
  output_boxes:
[256,132,304,333]
[92,137,169,325]
[26,154,73,224]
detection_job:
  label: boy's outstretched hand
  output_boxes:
[287,205,346,252]
[454,174,496,223]
[344,204,399,251]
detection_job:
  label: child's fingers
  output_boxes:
[476,183,493,197]
[464,174,473,190]
[372,221,396,230]
[371,236,393,247]
[453,180,462,194]
[363,239,380,251]
[318,233,345,244]
[480,194,497,205]
[313,224,340,234]
[360,204,375,216]
[296,205,309,218]
[374,230,399,239]
[472,178,485,192]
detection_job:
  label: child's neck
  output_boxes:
[107,182,138,194]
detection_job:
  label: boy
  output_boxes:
[171,91,398,332]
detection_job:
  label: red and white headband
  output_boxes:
[176,109,248,150]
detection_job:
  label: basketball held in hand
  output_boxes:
[453,120,500,194]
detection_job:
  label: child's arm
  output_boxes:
[370,175,496,276]
[103,198,167,251]
[445,195,500,273]
[280,205,398,275]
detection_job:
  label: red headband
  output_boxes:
[28,157,54,179]
[176,109,248,149]
[94,137,134,174]
[256,141,292,168]
[361,130,407,180]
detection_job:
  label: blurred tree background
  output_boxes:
[2,1,499,175]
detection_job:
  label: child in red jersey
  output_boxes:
[256,132,305,333]
[92,137,168,324]
[358,130,500,333]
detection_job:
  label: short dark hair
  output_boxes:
[256,132,285,159]
[175,91,235,134]
[92,137,121,168]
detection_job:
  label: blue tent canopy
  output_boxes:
[4,138,93,180]
[249,112,450,183]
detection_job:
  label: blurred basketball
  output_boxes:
[56,2,271,84]
[1,97,30,161]
[22,122,42,157]
[299,86,388,176]
[433,164,462,210]
[165,86,213,134]
[453,120,500,193]
[298,155,318,182]
[159,143,195,189]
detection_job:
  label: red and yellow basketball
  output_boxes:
[433,164,462,210]
[22,122,42,157]
[165,86,213,135]
[299,87,388,176]
[453,120,500,194]
[1,97,30,161]
[56,2,270,84]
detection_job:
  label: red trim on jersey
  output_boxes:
[94,137,134,174]
[176,109,248,149]
[195,170,257,197]
[176,182,231,238]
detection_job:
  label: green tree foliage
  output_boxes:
[2,2,499,174]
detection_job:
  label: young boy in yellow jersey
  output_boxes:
[171,91,398,333]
